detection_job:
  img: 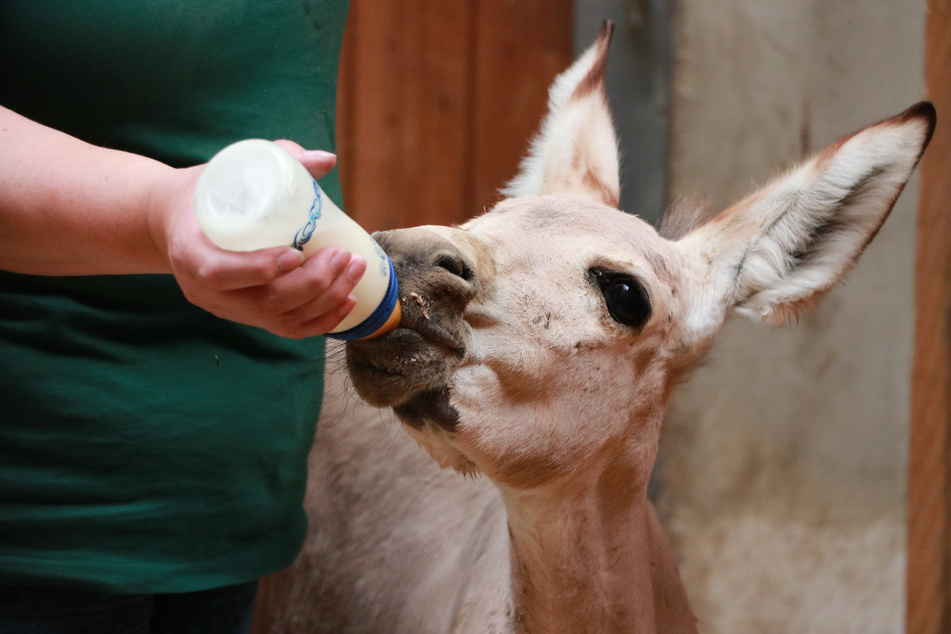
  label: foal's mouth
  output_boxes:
[399,319,466,356]
[393,387,459,432]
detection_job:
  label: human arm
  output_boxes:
[0,105,364,338]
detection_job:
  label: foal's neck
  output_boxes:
[499,453,696,633]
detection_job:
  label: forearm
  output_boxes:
[0,106,173,275]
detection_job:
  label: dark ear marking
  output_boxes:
[893,101,936,161]
[833,165,888,208]
[574,21,614,100]
[731,246,752,291]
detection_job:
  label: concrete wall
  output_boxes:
[658,1,926,632]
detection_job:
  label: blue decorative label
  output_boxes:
[373,240,389,277]
[293,180,322,251]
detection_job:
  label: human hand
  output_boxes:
[147,140,365,339]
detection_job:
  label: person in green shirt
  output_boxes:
[0,1,354,631]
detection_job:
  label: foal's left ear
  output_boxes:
[680,102,935,335]
[502,22,621,207]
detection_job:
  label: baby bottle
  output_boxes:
[193,139,400,340]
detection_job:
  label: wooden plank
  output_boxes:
[337,0,403,231]
[909,2,951,632]
[469,0,574,214]
[339,1,572,231]
[339,0,571,231]
[338,0,474,232]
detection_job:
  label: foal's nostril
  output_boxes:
[434,252,475,282]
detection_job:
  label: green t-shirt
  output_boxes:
[0,0,349,592]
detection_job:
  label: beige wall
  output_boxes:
[660,1,926,632]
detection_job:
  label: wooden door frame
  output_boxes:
[909,1,951,632]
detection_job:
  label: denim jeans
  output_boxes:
[0,580,258,634]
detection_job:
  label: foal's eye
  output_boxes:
[589,269,652,329]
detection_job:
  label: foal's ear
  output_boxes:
[501,22,621,207]
[680,103,935,334]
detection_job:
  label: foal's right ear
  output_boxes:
[679,102,935,340]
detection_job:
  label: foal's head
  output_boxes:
[347,23,934,493]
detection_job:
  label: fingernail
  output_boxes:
[276,250,305,272]
[346,256,366,284]
[302,150,337,161]
[338,296,357,319]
